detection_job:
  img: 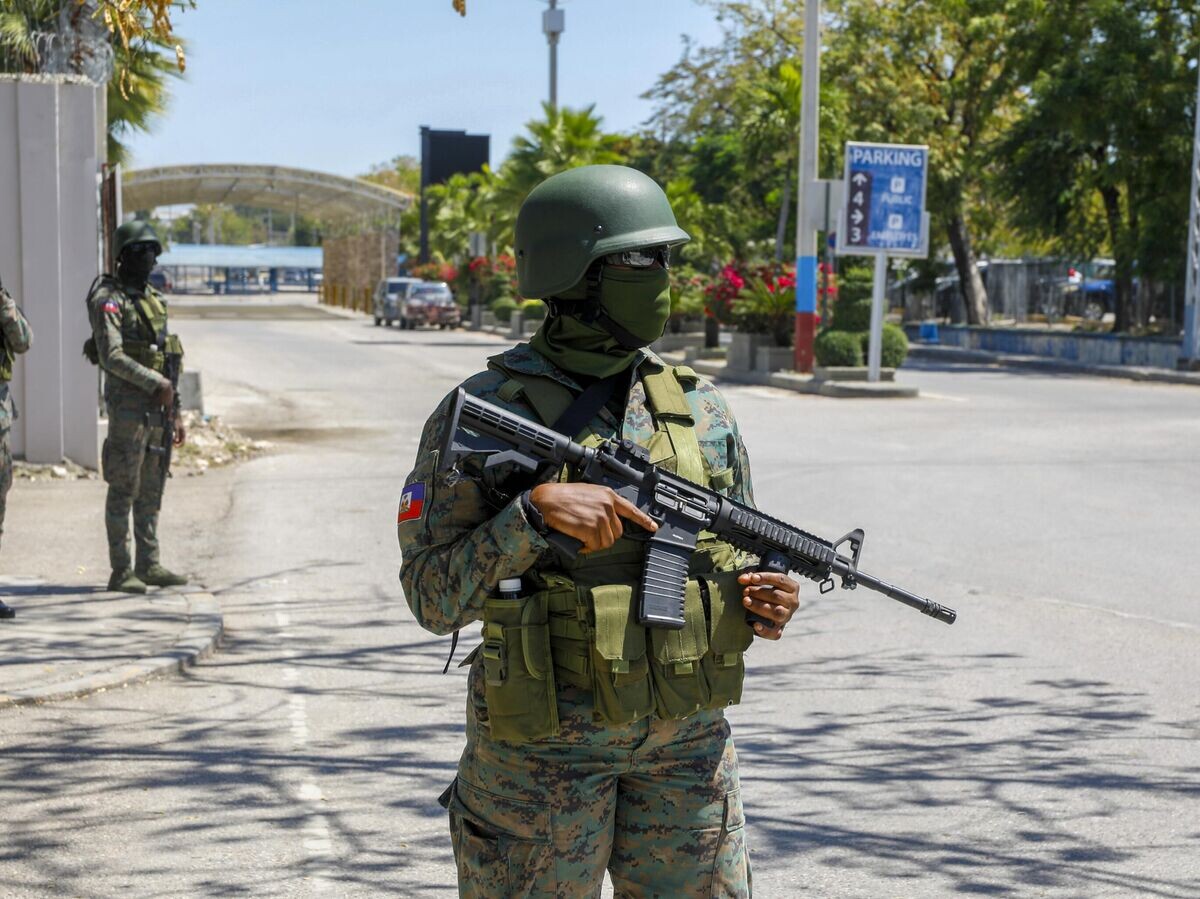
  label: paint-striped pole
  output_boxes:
[793,0,821,373]
[1181,61,1200,368]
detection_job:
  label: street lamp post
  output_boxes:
[543,0,565,111]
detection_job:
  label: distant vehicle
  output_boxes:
[148,268,173,293]
[406,282,460,330]
[373,277,421,327]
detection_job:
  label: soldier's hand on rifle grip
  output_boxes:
[738,571,800,641]
[174,420,186,447]
[156,379,174,409]
[529,482,658,554]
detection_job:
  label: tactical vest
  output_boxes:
[86,282,181,373]
[476,356,754,743]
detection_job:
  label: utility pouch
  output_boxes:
[164,334,184,357]
[480,590,559,743]
[648,579,712,719]
[589,584,653,725]
[698,571,754,709]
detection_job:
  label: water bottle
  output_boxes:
[498,578,523,601]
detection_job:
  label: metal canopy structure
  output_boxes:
[122,163,412,220]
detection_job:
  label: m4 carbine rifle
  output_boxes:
[441,389,957,630]
[148,337,182,494]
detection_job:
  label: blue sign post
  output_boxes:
[837,142,930,382]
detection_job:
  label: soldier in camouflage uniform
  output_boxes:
[1,275,34,619]
[88,221,188,595]
[399,166,800,897]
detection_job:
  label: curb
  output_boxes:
[682,357,919,398]
[0,591,224,709]
[908,344,1200,387]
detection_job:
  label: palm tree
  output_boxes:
[490,104,625,245]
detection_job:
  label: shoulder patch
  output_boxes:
[101,299,121,314]
[397,482,427,523]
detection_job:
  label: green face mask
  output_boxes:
[598,267,671,348]
[528,265,671,379]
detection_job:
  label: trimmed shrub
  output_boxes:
[837,265,875,303]
[857,324,910,368]
[814,329,864,367]
[491,296,518,324]
[831,297,872,332]
[520,299,546,320]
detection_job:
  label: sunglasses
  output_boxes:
[603,246,671,270]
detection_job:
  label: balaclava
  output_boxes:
[118,242,158,289]
[529,263,671,379]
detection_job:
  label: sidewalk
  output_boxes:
[908,343,1200,386]
[0,578,222,707]
[2,459,231,711]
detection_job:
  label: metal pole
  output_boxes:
[549,0,557,110]
[867,254,887,382]
[1181,62,1200,367]
[793,0,821,373]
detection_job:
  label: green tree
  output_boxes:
[997,0,1198,332]
[826,0,1048,325]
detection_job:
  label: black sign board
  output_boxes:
[420,127,490,263]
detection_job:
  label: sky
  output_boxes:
[125,0,727,178]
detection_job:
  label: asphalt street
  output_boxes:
[1,300,1197,897]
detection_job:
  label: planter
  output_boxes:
[652,332,707,354]
[814,366,896,382]
[727,333,772,372]
[481,310,496,329]
[507,311,525,339]
[754,346,795,374]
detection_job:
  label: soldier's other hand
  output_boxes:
[738,570,800,640]
[529,483,657,554]
[174,421,186,447]
[155,380,174,408]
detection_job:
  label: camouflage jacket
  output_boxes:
[88,278,177,405]
[1,287,34,370]
[398,343,756,636]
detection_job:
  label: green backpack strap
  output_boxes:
[487,359,579,428]
[641,364,707,486]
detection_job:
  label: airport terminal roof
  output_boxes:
[157,244,323,269]
[123,164,412,220]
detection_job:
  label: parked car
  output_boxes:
[373,277,421,327]
[403,282,460,330]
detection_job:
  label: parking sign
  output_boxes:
[839,141,929,258]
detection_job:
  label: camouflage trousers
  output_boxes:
[440,667,752,898]
[102,403,166,573]
[0,383,14,553]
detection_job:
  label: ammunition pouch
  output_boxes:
[480,589,559,743]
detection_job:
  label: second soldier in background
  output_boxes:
[86,221,188,595]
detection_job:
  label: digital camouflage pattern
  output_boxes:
[399,342,755,897]
[0,287,33,551]
[88,280,176,573]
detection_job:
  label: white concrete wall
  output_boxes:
[0,75,103,467]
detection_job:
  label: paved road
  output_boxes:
[1,303,1197,897]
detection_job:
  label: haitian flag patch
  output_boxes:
[102,300,120,314]
[397,482,426,523]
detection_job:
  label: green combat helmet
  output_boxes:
[112,219,163,260]
[514,165,689,299]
